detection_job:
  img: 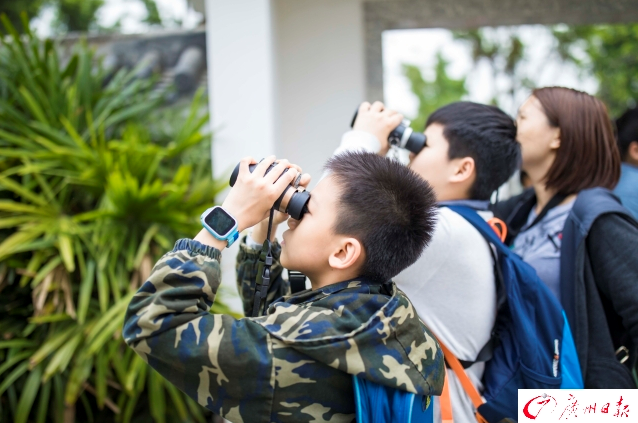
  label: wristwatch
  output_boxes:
[200,206,240,247]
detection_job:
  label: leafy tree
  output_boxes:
[140,0,162,26]
[553,24,638,116]
[453,28,535,109]
[403,52,467,131]
[3,0,165,34]
[55,0,104,32]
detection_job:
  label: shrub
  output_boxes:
[0,15,230,423]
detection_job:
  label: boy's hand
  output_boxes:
[195,156,300,251]
[223,156,301,232]
[251,172,311,243]
[353,101,404,156]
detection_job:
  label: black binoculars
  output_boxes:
[351,107,427,154]
[229,161,310,220]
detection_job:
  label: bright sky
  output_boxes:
[383,26,598,117]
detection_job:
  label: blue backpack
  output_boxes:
[353,375,433,423]
[442,206,583,422]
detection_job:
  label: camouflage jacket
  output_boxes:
[123,238,444,423]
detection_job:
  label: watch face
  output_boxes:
[204,207,236,236]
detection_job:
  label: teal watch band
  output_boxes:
[225,229,240,247]
[200,206,240,247]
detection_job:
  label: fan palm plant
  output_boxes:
[0,15,233,423]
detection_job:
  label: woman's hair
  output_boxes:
[532,87,620,194]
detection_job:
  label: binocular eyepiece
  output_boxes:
[229,161,311,220]
[351,108,427,154]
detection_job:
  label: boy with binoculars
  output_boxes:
[123,151,444,422]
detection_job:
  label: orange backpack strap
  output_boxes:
[438,339,486,417]
[440,368,454,423]
[487,217,508,243]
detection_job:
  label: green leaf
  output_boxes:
[0,176,49,206]
[85,294,132,346]
[0,361,29,396]
[0,351,32,377]
[29,325,77,367]
[15,364,43,423]
[0,229,46,261]
[86,312,125,355]
[148,369,166,423]
[95,350,107,410]
[0,216,37,230]
[77,260,96,324]
[64,353,94,405]
[164,382,188,421]
[53,374,65,423]
[0,200,52,215]
[18,86,51,125]
[29,314,73,324]
[123,355,146,394]
[30,256,62,288]
[35,379,51,423]
[58,234,75,272]
[96,266,109,313]
[133,224,158,268]
[43,333,83,380]
[0,339,36,349]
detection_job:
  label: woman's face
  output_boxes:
[516,95,561,176]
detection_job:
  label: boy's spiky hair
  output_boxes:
[324,151,437,283]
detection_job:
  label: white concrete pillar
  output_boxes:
[272,0,366,182]
[205,0,365,313]
[206,0,277,314]
[206,0,276,180]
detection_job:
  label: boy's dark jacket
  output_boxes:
[123,237,444,423]
[492,188,638,388]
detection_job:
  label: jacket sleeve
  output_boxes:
[333,130,382,156]
[123,239,275,420]
[586,214,638,349]
[235,236,290,317]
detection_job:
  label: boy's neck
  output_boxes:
[308,269,361,291]
[435,184,473,203]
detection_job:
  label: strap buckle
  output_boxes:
[616,346,629,364]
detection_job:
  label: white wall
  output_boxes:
[272,0,366,183]
[207,0,276,180]
[206,0,365,313]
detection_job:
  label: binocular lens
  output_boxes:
[229,162,310,220]
[350,108,427,155]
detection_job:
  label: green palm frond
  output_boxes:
[0,15,227,423]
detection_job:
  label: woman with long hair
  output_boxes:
[495,87,638,388]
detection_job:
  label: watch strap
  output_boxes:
[226,229,240,247]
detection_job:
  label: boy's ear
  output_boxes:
[449,156,475,184]
[328,237,364,271]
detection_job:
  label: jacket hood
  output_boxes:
[256,279,445,396]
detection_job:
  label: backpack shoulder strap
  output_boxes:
[445,206,511,257]
[439,340,490,423]
[442,205,508,369]
[438,340,484,410]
